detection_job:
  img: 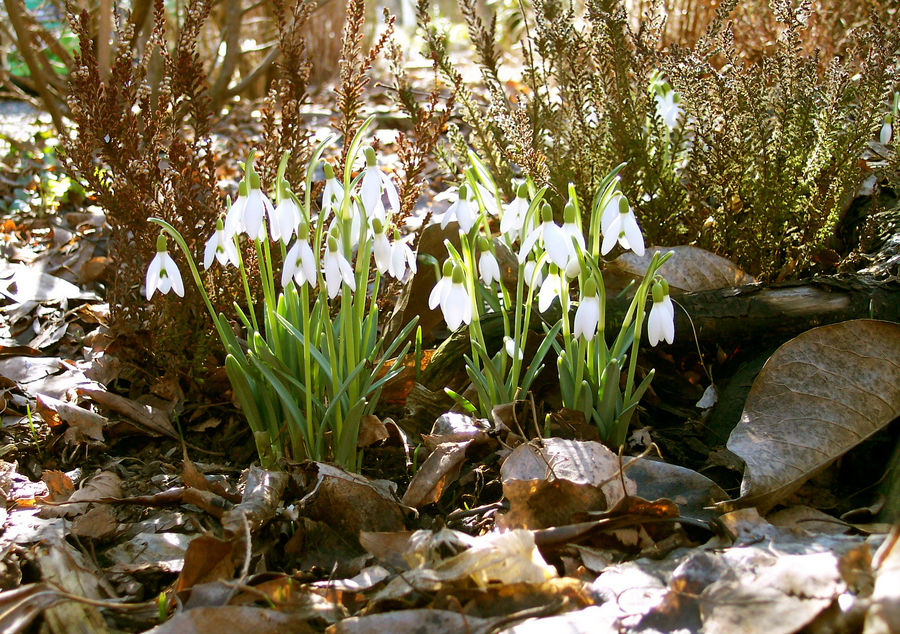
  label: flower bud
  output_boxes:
[442,259,454,277]
[324,163,335,179]
[156,234,167,252]
[516,183,528,198]
[564,202,577,223]
[451,264,465,284]
[652,280,665,303]
[364,147,376,167]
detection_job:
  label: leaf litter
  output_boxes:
[0,82,899,634]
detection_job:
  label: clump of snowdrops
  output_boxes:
[146,118,417,470]
[431,158,674,447]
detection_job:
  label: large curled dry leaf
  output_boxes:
[726,320,900,511]
[605,245,756,293]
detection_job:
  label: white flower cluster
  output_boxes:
[431,176,674,348]
[145,148,416,301]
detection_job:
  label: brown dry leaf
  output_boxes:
[359,531,416,570]
[149,606,318,634]
[78,256,111,283]
[0,583,69,634]
[356,414,388,448]
[606,245,756,294]
[295,463,405,540]
[70,505,118,540]
[105,532,193,573]
[175,535,235,593]
[401,440,471,508]
[39,470,120,518]
[39,471,74,504]
[621,457,728,523]
[498,438,636,529]
[181,447,241,504]
[328,609,496,634]
[221,466,288,537]
[34,541,108,633]
[699,549,845,633]
[35,393,107,442]
[726,320,900,511]
[78,387,176,438]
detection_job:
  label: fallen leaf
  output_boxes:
[105,532,193,573]
[498,438,636,529]
[35,393,107,442]
[175,535,235,593]
[726,320,900,511]
[78,387,177,438]
[401,440,472,508]
[149,606,318,634]
[328,609,495,634]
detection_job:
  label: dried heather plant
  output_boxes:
[333,0,394,171]
[386,31,454,225]
[63,0,221,381]
[259,0,315,187]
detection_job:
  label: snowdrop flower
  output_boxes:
[224,183,248,239]
[372,218,392,275]
[881,117,893,145]
[273,186,302,244]
[647,278,675,346]
[600,194,645,257]
[429,260,455,310]
[323,235,356,299]
[241,167,276,241]
[439,265,472,331]
[146,234,184,299]
[281,224,317,289]
[519,202,573,269]
[504,336,523,360]
[538,264,563,313]
[655,89,682,129]
[477,236,501,286]
[322,163,345,220]
[390,234,417,280]
[523,258,544,288]
[573,279,600,341]
[561,201,585,253]
[203,218,240,270]
[501,183,529,240]
[442,184,477,233]
[360,147,400,218]
[469,179,501,217]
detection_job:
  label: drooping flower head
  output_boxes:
[573,278,600,341]
[501,183,530,240]
[519,202,573,269]
[600,194,645,257]
[538,264,563,313]
[273,180,303,245]
[281,223,318,289]
[224,180,248,239]
[390,228,417,281]
[477,235,501,286]
[372,217,392,276]
[442,183,477,233]
[360,146,400,219]
[240,156,276,242]
[429,259,455,311]
[323,233,356,299]
[647,278,675,346]
[654,88,682,130]
[204,217,240,270]
[439,264,473,331]
[881,114,893,145]
[146,234,184,299]
[322,162,345,220]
